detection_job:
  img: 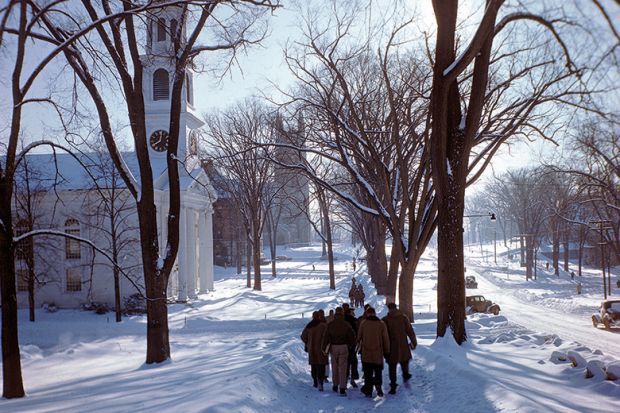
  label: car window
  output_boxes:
[610,302,620,311]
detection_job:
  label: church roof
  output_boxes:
[15,151,202,192]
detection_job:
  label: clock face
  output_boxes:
[149,130,169,152]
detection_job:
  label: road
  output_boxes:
[467,261,620,360]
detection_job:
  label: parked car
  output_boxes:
[466,295,500,315]
[592,299,620,329]
[465,275,478,289]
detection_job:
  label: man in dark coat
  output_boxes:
[356,284,365,308]
[342,303,359,387]
[348,280,357,308]
[322,307,356,396]
[357,307,390,397]
[382,302,417,394]
[301,311,329,391]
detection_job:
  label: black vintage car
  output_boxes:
[465,275,478,289]
[592,299,620,329]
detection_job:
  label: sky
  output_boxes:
[1,0,616,178]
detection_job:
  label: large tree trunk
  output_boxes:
[324,210,335,291]
[246,237,251,288]
[139,202,171,364]
[0,190,25,398]
[398,259,419,322]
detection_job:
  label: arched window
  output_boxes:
[157,17,166,42]
[170,19,178,42]
[65,218,81,260]
[185,73,192,104]
[153,69,169,101]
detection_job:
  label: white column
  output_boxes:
[186,208,197,299]
[206,211,214,290]
[198,211,209,293]
[177,206,188,302]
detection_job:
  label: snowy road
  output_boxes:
[468,260,620,361]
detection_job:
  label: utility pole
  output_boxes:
[590,220,612,300]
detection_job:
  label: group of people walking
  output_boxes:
[348,278,365,308]
[301,295,417,398]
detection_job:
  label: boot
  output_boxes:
[403,373,412,382]
[332,384,338,392]
[350,379,358,388]
[361,384,372,397]
[313,378,318,388]
[339,388,347,397]
[318,381,324,392]
[388,383,397,395]
[375,385,384,397]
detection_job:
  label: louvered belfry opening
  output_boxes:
[153,69,169,101]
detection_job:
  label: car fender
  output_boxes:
[592,313,603,323]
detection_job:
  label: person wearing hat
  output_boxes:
[357,306,390,397]
[322,306,356,396]
[382,302,417,394]
[301,311,328,391]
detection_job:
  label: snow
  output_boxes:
[2,243,619,412]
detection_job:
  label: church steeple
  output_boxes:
[142,2,202,167]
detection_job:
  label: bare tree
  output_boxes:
[206,100,281,291]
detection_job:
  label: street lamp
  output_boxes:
[463,212,496,261]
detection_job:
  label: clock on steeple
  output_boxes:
[142,2,204,165]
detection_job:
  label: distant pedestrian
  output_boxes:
[357,307,390,398]
[356,284,365,308]
[312,264,315,271]
[342,303,359,387]
[348,282,357,308]
[382,303,417,394]
[352,257,357,271]
[301,311,328,391]
[322,307,356,396]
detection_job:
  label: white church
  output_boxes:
[13,3,216,310]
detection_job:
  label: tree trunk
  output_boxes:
[246,237,251,288]
[27,257,35,322]
[385,244,400,302]
[435,190,467,343]
[0,192,25,397]
[552,229,560,275]
[252,227,262,291]
[398,259,418,322]
[563,233,569,273]
[236,227,242,275]
[114,267,122,323]
[323,204,336,290]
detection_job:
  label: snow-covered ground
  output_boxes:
[2,243,619,412]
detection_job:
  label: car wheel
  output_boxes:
[603,317,611,330]
[592,315,598,328]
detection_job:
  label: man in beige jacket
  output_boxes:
[357,307,390,397]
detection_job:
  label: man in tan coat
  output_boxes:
[322,307,356,396]
[382,302,417,394]
[301,311,329,391]
[357,307,390,397]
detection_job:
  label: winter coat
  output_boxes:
[301,319,328,365]
[322,315,356,351]
[357,315,390,365]
[382,309,417,364]
[348,286,357,299]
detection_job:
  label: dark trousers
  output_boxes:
[347,349,359,381]
[311,364,326,384]
[388,360,409,385]
[362,362,383,389]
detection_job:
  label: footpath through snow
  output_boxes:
[2,244,619,412]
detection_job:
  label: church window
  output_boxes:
[17,269,28,292]
[65,218,81,260]
[157,17,166,42]
[153,69,169,101]
[186,73,192,104]
[170,19,178,42]
[14,219,31,261]
[66,268,82,292]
